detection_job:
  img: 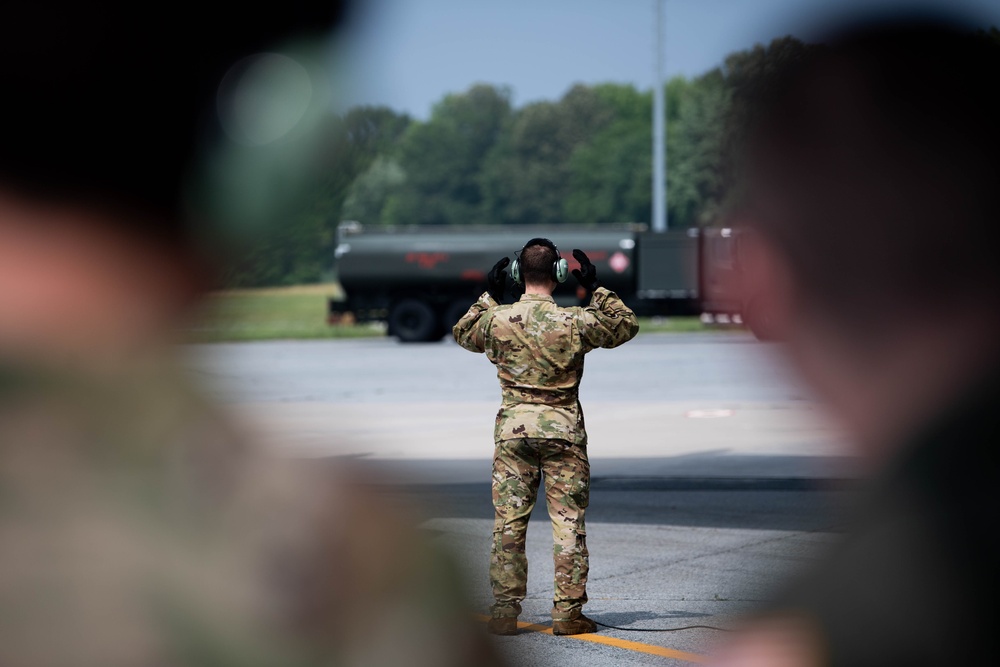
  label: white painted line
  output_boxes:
[684,409,735,419]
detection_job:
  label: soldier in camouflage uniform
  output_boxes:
[453,238,639,636]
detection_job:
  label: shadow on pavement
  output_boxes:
[589,609,716,626]
[364,457,859,533]
[394,482,850,532]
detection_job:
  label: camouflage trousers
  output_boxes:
[490,437,590,621]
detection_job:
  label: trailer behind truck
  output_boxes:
[329,223,747,342]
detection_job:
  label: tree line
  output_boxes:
[224,28,997,287]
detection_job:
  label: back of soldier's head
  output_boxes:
[521,242,558,286]
[741,14,1000,338]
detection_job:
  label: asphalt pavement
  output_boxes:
[181,333,857,666]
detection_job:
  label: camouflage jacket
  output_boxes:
[453,288,638,444]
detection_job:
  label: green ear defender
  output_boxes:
[511,238,569,284]
[554,255,570,283]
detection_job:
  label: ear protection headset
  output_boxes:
[511,237,570,284]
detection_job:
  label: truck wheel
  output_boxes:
[442,300,472,332]
[743,297,779,342]
[389,299,438,342]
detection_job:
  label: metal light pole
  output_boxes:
[652,0,667,232]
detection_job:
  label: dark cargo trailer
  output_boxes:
[329,222,748,342]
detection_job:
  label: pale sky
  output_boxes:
[329,0,1000,118]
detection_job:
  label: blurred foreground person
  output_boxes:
[712,14,1000,667]
[0,4,494,666]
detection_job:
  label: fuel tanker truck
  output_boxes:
[328,222,748,342]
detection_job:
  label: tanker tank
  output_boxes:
[332,223,645,342]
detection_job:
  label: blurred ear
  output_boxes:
[736,229,794,342]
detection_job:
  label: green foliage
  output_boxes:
[564,84,652,224]
[224,107,411,286]
[667,70,730,227]
[481,84,617,225]
[227,37,823,286]
[342,156,406,224]
[384,84,512,225]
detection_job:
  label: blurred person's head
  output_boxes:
[520,239,560,293]
[736,14,1000,458]
[0,2,351,363]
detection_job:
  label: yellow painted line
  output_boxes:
[475,614,708,663]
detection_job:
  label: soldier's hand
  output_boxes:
[487,257,510,303]
[571,249,598,291]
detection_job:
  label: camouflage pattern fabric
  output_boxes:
[454,287,637,620]
[453,288,639,444]
[490,437,590,620]
[0,360,500,667]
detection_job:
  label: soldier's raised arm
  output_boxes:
[453,257,509,352]
[578,287,639,349]
[571,249,639,350]
[453,291,496,353]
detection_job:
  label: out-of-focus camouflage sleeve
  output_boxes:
[452,292,497,353]
[577,287,639,350]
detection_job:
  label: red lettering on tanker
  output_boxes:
[460,269,486,281]
[405,252,450,269]
[566,250,608,270]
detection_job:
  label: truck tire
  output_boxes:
[443,299,472,333]
[389,298,438,342]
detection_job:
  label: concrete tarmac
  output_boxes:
[182,333,856,665]
[184,333,854,479]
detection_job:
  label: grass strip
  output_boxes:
[637,316,713,334]
[183,284,729,343]
[183,283,384,343]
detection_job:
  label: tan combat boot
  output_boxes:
[487,616,518,635]
[552,613,598,636]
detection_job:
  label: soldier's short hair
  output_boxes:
[521,243,558,285]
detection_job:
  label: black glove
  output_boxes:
[572,249,598,291]
[487,257,510,303]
